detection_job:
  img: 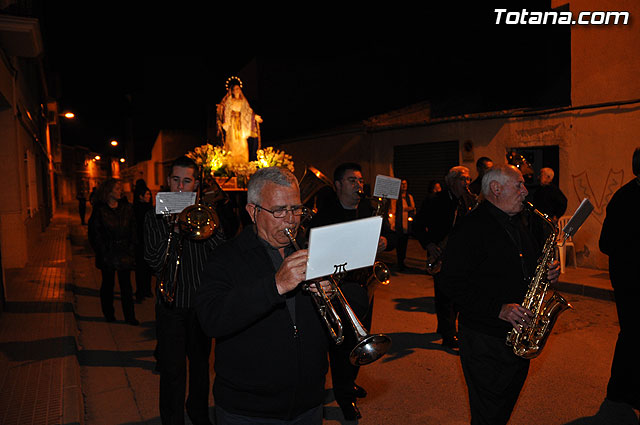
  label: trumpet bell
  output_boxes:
[179,204,219,240]
[299,166,333,205]
[350,333,392,366]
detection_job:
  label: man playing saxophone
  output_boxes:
[196,167,332,425]
[439,164,560,425]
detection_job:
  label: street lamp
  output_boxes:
[110,139,118,147]
[62,112,75,119]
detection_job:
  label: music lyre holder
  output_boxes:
[332,263,348,280]
[560,198,594,246]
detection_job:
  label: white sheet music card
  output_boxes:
[306,216,383,280]
[155,192,196,215]
[373,175,401,199]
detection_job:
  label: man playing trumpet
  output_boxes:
[309,162,395,421]
[196,167,331,424]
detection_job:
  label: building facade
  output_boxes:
[275,1,640,270]
[0,15,58,274]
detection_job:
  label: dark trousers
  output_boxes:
[134,257,153,300]
[459,325,530,425]
[78,201,86,224]
[433,273,458,339]
[156,303,212,425]
[330,283,372,403]
[100,269,135,321]
[215,405,323,425]
[607,284,640,409]
[396,233,409,266]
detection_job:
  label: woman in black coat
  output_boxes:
[88,178,139,325]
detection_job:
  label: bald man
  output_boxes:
[440,164,560,425]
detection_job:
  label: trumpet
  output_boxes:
[284,228,392,365]
[357,190,389,217]
[343,261,391,303]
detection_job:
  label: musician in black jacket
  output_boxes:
[440,164,560,425]
[309,162,395,421]
[414,166,477,349]
[144,156,225,425]
[599,147,640,419]
[468,156,493,196]
[196,167,330,424]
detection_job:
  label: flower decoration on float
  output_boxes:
[186,143,295,189]
[252,146,295,172]
[186,144,232,177]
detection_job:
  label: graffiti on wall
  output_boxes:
[571,169,624,224]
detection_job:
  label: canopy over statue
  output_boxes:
[216,76,262,164]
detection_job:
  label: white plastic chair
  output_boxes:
[556,215,577,273]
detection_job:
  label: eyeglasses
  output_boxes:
[255,204,309,218]
[344,177,364,185]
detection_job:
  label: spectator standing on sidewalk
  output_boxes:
[389,179,416,271]
[88,178,139,325]
[133,180,154,302]
[76,189,87,225]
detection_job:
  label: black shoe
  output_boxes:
[337,399,362,421]
[105,315,116,322]
[126,318,139,326]
[354,384,367,398]
[443,335,459,349]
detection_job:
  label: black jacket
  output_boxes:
[309,195,396,252]
[439,201,539,338]
[196,226,329,419]
[599,178,640,288]
[308,195,395,321]
[414,188,459,249]
[88,200,136,271]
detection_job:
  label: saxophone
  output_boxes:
[506,202,573,359]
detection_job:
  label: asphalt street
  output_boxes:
[68,222,635,425]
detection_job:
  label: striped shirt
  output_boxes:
[144,209,225,308]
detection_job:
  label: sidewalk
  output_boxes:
[0,207,615,425]
[0,206,83,425]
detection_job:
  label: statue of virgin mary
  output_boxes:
[217,76,262,164]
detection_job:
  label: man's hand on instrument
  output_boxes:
[377,236,388,253]
[546,260,560,284]
[499,303,534,333]
[275,249,308,295]
[307,279,335,298]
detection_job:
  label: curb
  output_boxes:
[554,279,614,302]
[63,217,85,425]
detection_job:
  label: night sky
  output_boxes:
[37,2,567,162]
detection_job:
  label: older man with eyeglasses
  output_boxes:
[196,166,331,425]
